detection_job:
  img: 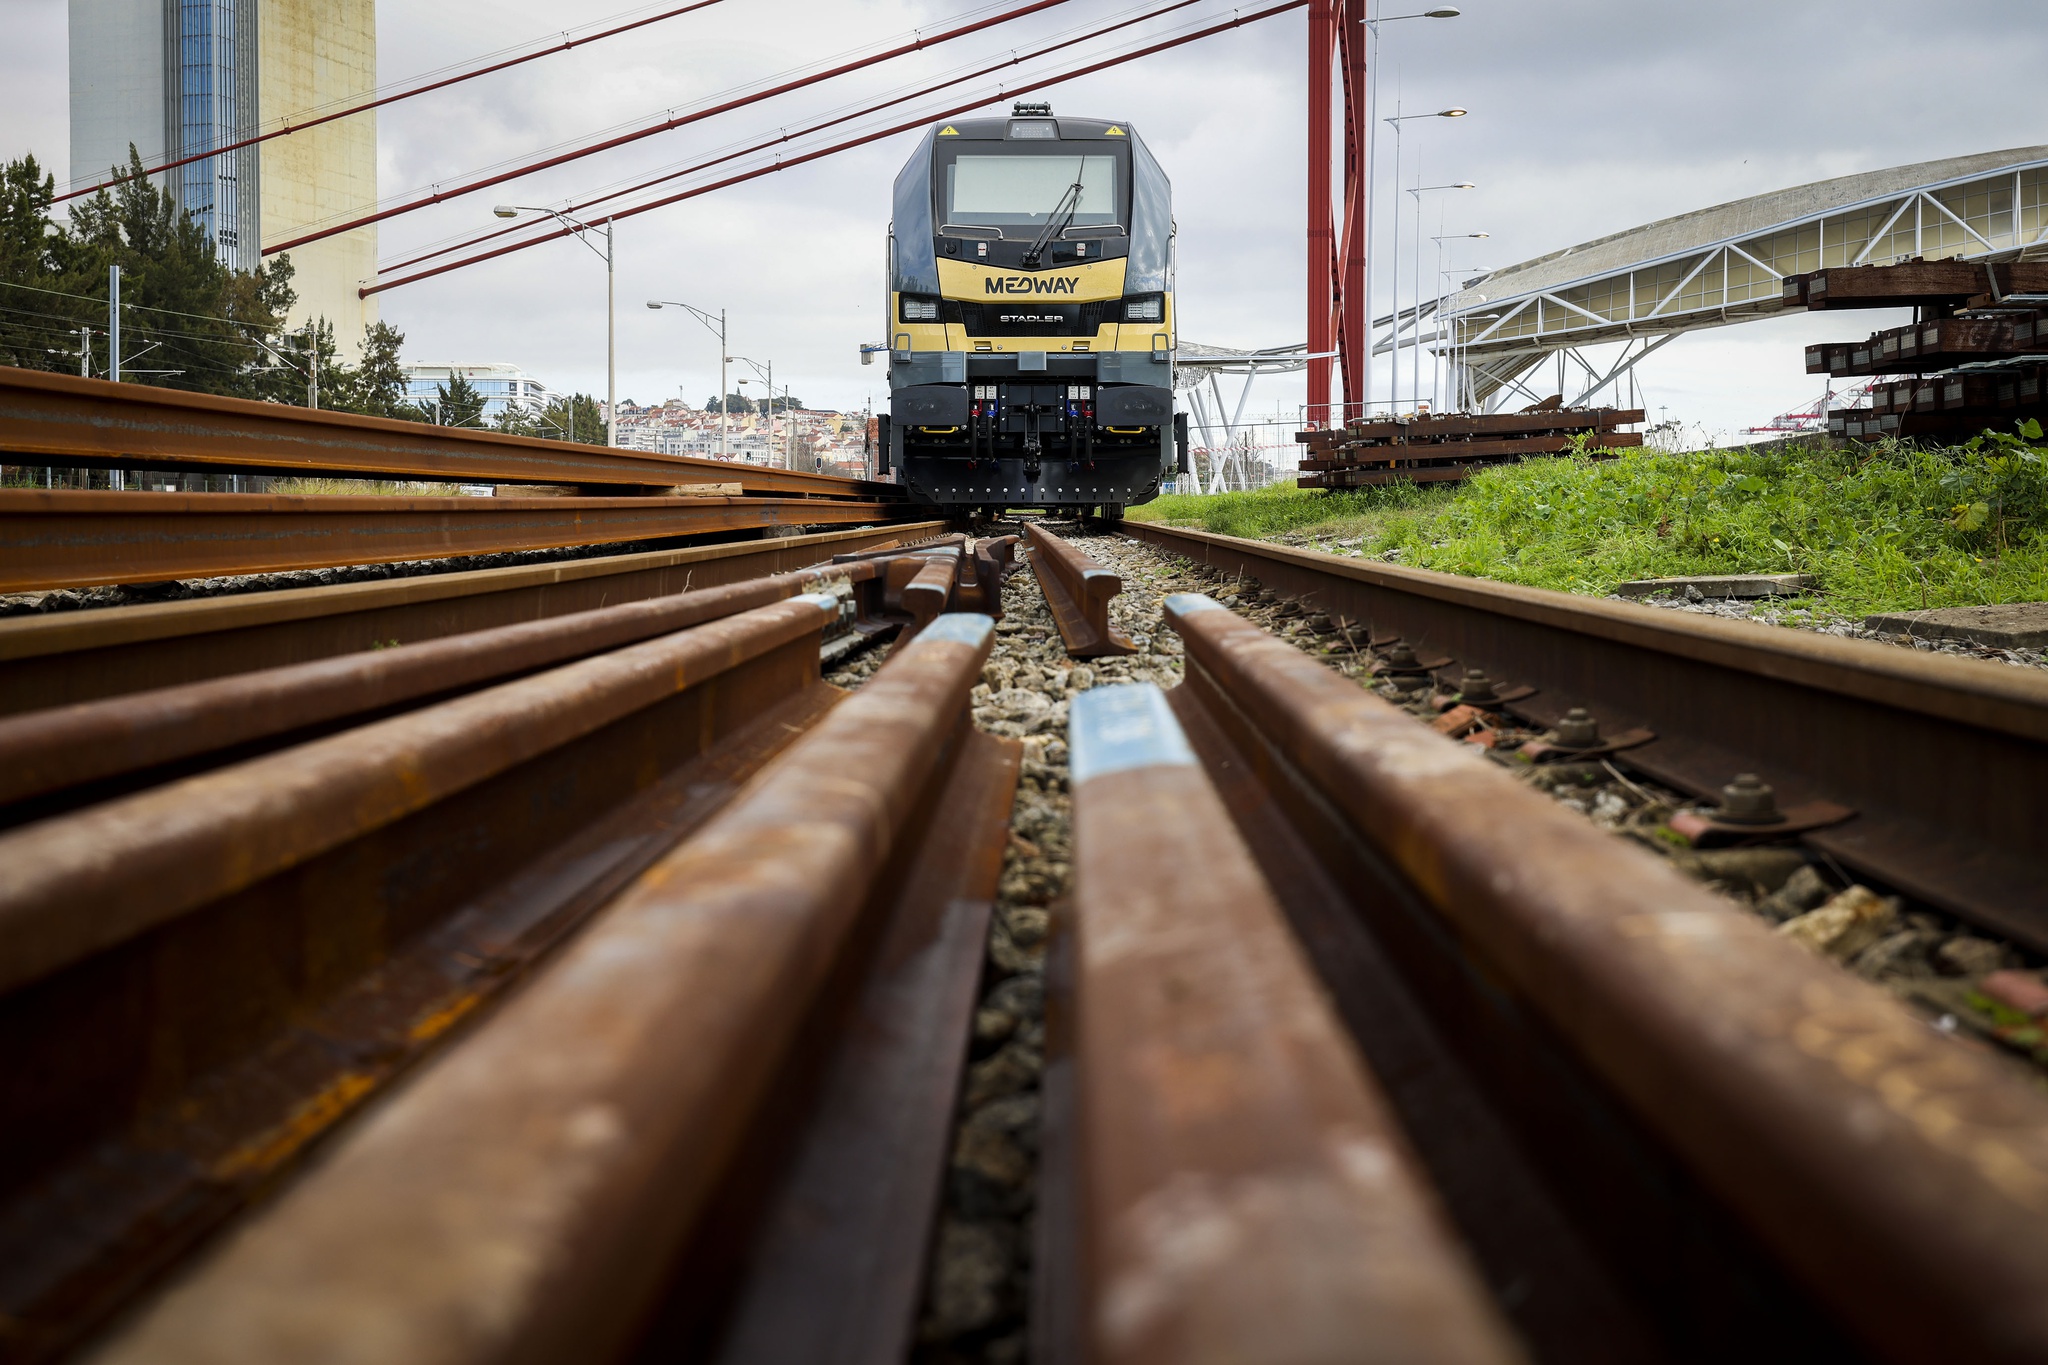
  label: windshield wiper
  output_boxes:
[1021,175,1085,268]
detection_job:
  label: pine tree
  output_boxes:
[338,321,416,418]
[434,370,488,427]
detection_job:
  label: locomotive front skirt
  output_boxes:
[878,106,1186,515]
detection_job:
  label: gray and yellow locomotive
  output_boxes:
[876,103,1186,516]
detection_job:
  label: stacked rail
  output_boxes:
[1294,406,1644,488]
[1781,261,2048,441]
[8,513,2048,1362]
[0,528,1023,1363]
[0,367,914,591]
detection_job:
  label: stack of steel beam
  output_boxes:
[1294,406,1644,489]
[1781,261,2048,442]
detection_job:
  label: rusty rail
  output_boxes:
[0,591,861,1360]
[1116,590,2048,1364]
[1056,682,1526,1363]
[0,565,874,810]
[80,616,1017,1365]
[1118,519,2048,950]
[0,520,943,716]
[0,366,898,498]
[0,488,909,593]
[1024,522,1136,657]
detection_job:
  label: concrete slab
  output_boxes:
[1862,602,2048,649]
[1615,573,1816,599]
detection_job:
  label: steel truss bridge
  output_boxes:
[1383,145,2048,413]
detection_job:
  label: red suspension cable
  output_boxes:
[54,0,729,205]
[380,0,1209,278]
[266,0,1080,258]
[363,0,1308,298]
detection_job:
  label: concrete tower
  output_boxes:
[67,0,379,352]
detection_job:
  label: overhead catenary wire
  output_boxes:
[365,0,1309,297]
[265,0,1084,258]
[52,0,732,205]
[378,0,1211,277]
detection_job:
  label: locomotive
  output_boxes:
[874,103,1187,516]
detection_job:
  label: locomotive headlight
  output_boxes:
[1123,295,1164,323]
[899,295,941,322]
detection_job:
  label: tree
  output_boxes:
[434,370,488,427]
[705,391,755,414]
[0,147,298,396]
[539,393,605,444]
[336,321,418,419]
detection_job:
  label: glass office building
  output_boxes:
[168,0,262,271]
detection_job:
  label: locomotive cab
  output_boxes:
[879,103,1182,515]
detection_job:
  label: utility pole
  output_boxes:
[305,321,319,409]
[78,328,91,377]
[606,218,616,446]
[109,264,121,383]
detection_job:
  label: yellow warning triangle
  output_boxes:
[938,125,959,135]
[1105,125,1125,135]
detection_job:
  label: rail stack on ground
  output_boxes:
[1294,405,1644,489]
[0,366,913,591]
[1783,260,2048,441]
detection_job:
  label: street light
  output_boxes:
[646,300,729,459]
[1378,105,1470,417]
[1401,181,1475,413]
[496,205,616,446]
[1429,234,1489,411]
[733,356,796,468]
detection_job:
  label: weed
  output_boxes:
[1131,428,2048,615]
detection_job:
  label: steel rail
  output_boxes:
[0,593,852,1361]
[0,595,841,997]
[0,367,895,497]
[1025,522,1136,657]
[1119,520,2048,950]
[0,521,944,715]
[0,564,877,809]
[87,616,1014,1365]
[1148,591,2048,1364]
[0,488,905,593]
[1059,682,1526,1363]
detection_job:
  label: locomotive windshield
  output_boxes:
[939,149,1126,235]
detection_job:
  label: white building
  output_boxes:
[403,364,560,426]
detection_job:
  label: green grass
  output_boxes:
[1131,432,2048,616]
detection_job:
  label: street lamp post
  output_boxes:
[646,300,729,459]
[1405,181,1474,411]
[733,356,777,466]
[1362,6,1462,417]
[1380,107,1467,416]
[1430,231,1487,410]
[497,205,615,445]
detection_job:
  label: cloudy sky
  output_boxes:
[8,0,2045,440]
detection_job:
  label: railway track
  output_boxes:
[2,515,2046,1363]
